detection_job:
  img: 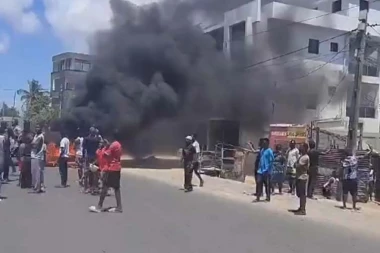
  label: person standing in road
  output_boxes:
[83,127,101,194]
[271,144,286,194]
[182,136,197,192]
[247,139,263,196]
[74,134,84,186]
[0,126,6,200]
[254,138,274,202]
[286,140,299,194]
[192,134,204,187]
[341,148,371,210]
[307,140,330,199]
[290,142,310,216]
[31,124,45,193]
[3,127,14,182]
[89,130,123,213]
[58,132,70,188]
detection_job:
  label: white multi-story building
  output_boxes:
[199,0,380,146]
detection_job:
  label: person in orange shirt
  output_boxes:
[90,130,122,213]
[96,140,108,172]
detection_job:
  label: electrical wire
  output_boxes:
[250,49,349,71]
[318,71,348,114]
[244,29,356,70]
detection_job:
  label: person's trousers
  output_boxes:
[192,162,203,182]
[296,179,307,212]
[307,170,317,198]
[183,161,193,190]
[256,173,271,200]
[0,162,3,195]
[287,175,296,193]
[3,154,10,180]
[31,159,44,190]
[58,157,68,186]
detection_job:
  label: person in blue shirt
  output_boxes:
[254,138,274,202]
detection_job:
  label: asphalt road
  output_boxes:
[0,169,377,253]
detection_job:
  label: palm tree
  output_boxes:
[17,80,48,119]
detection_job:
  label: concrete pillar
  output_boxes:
[245,17,253,48]
[223,23,231,59]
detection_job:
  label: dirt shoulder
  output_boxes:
[123,168,380,237]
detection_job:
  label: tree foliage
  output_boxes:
[17,79,58,127]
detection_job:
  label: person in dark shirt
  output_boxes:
[307,140,330,199]
[182,136,197,192]
[248,138,264,196]
[83,127,101,194]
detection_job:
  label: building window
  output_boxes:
[53,62,59,72]
[332,0,342,13]
[58,60,65,71]
[308,39,319,54]
[74,59,91,72]
[65,82,75,90]
[330,42,338,52]
[65,58,72,70]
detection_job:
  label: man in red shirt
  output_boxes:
[89,130,122,213]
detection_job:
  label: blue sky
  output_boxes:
[0,1,61,108]
[0,0,153,109]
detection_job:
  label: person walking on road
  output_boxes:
[182,136,197,192]
[58,132,70,188]
[254,138,274,202]
[192,134,204,187]
[89,130,123,213]
[31,124,45,193]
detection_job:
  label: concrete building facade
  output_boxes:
[199,0,380,147]
[51,52,93,114]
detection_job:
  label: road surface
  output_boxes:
[0,169,377,253]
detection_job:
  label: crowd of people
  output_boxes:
[246,138,374,216]
[0,120,123,213]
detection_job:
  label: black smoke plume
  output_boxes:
[60,0,271,156]
[60,0,342,156]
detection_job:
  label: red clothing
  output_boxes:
[104,141,122,172]
[96,147,108,171]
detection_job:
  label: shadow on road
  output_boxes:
[121,156,181,170]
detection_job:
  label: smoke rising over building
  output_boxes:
[59,0,380,154]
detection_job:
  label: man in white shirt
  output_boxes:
[74,135,84,185]
[58,132,70,188]
[31,124,45,193]
[192,134,204,187]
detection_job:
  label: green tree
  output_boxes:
[17,79,49,120]
[18,79,58,127]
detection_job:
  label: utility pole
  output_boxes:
[347,0,369,154]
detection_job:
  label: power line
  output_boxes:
[250,50,349,71]
[318,71,348,114]
[228,0,379,43]
[279,41,349,84]
[244,29,356,70]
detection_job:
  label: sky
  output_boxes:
[0,0,156,109]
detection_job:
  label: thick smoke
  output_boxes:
[62,0,271,156]
[61,0,344,156]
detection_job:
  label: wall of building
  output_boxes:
[51,52,92,112]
